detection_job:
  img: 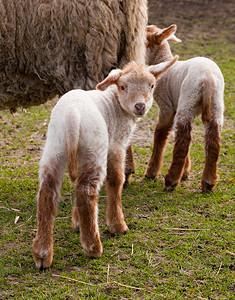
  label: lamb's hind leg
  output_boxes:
[33,158,66,269]
[181,153,191,181]
[165,119,192,190]
[145,113,174,179]
[73,158,106,258]
[201,119,221,191]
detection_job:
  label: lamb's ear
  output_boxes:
[167,25,182,43]
[148,55,179,78]
[96,69,122,91]
[158,24,177,43]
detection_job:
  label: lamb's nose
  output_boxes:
[135,102,146,112]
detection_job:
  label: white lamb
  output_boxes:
[32,57,178,269]
[145,24,224,191]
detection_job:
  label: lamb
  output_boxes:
[32,56,178,269]
[144,24,224,191]
[0,0,148,185]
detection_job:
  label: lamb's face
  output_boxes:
[116,64,155,118]
[96,59,179,115]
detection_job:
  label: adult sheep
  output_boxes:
[0,0,148,111]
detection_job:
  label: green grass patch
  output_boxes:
[1,22,234,300]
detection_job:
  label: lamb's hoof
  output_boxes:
[201,180,216,192]
[123,174,131,188]
[164,175,179,191]
[108,222,129,235]
[82,240,103,259]
[33,239,53,269]
[124,168,135,188]
[72,220,80,232]
[144,168,157,180]
[181,173,189,181]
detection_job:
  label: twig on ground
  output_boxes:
[216,262,222,276]
[112,281,155,294]
[131,244,134,255]
[225,250,235,256]
[107,264,110,284]
[0,206,21,212]
[52,274,99,287]
[164,228,209,231]
[52,273,156,295]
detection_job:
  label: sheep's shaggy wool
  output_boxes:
[0,0,148,110]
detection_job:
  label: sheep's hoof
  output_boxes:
[164,175,179,191]
[72,220,80,232]
[181,172,189,181]
[144,167,157,179]
[123,174,131,188]
[83,240,103,259]
[144,173,156,180]
[201,180,216,192]
[72,207,80,232]
[33,239,53,269]
[124,167,135,188]
[108,222,129,235]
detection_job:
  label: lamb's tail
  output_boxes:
[201,76,216,123]
[65,113,80,183]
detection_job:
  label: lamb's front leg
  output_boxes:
[165,120,192,190]
[106,149,128,234]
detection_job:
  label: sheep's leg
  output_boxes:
[124,144,135,187]
[33,160,65,269]
[73,160,106,258]
[201,119,221,191]
[181,153,191,181]
[145,114,174,179]
[106,149,128,234]
[165,121,192,190]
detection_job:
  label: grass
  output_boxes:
[0,21,235,300]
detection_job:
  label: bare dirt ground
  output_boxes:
[148,0,235,40]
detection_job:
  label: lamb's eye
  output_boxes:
[120,86,125,91]
[151,84,155,89]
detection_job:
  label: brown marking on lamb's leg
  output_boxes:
[165,121,192,190]
[33,163,63,269]
[75,187,102,258]
[106,150,128,234]
[72,206,80,232]
[181,153,191,181]
[201,119,221,191]
[145,116,174,179]
[124,144,135,187]
[74,164,104,258]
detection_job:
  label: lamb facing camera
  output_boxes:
[32,57,178,269]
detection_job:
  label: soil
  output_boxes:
[148,0,235,41]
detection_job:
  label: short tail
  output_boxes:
[65,114,80,183]
[201,77,215,123]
